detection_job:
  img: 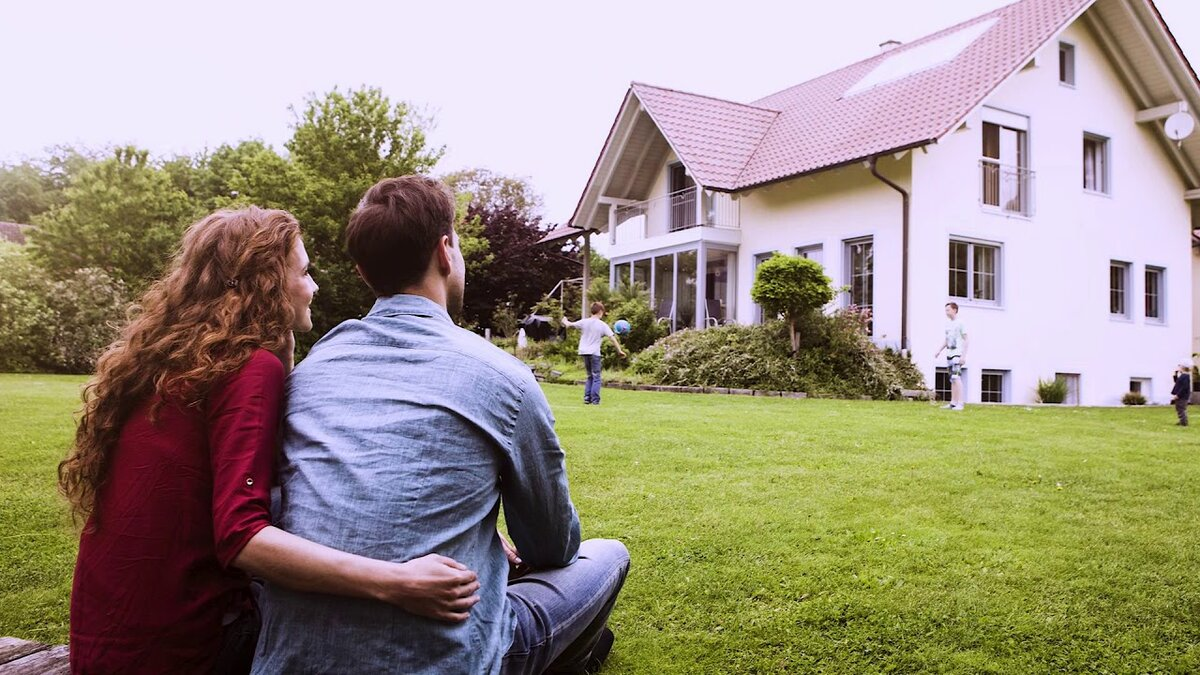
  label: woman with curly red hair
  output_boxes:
[61,207,479,674]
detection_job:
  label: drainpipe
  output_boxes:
[869,156,910,354]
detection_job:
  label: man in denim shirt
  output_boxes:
[254,176,630,674]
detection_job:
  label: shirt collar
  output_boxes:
[366,294,453,324]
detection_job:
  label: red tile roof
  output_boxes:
[628,0,1093,191]
[0,221,28,245]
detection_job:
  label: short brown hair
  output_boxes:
[345,176,456,296]
[590,301,605,315]
[945,302,959,311]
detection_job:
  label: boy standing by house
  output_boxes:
[562,302,626,405]
[1172,360,1192,427]
[934,302,968,411]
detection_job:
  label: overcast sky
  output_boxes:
[3,0,1198,226]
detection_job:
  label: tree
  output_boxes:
[751,255,835,353]
[442,168,543,216]
[28,146,194,289]
[284,87,446,350]
[462,202,577,330]
[0,147,95,224]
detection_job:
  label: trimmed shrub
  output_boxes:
[1037,377,1068,404]
[630,311,925,399]
[1121,391,1147,406]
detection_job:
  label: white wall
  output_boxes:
[734,156,911,343]
[909,19,1194,405]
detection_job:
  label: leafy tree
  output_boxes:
[0,147,95,224]
[164,140,299,214]
[462,202,577,330]
[28,146,194,289]
[0,244,54,371]
[751,254,835,353]
[43,267,130,373]
[443,168,543,216]
[284,87,445,350]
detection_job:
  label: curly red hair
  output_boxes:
[59,206,300,526]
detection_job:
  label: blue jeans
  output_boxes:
[582,354,603,403]
[502,539,630,675]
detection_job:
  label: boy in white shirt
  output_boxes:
[562,302,626,405]
[934,301,968,411]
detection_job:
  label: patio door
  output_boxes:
[669,163,696,231]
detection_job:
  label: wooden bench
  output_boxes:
[0,637,69,674]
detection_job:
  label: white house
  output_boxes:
[568,0,1200,406]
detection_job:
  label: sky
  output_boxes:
[3,0,1199,227]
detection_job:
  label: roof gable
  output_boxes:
[631,83,778,191]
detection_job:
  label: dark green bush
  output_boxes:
[630,311,925,399]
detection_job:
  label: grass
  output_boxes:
[3,374,1200,672]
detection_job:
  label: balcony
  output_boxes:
[980,159,1035,217]
[613,187,739,242]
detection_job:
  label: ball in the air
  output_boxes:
[614,319,631,335]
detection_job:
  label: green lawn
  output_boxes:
[3,374,1199,672]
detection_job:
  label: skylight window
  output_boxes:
[844,18,997,97]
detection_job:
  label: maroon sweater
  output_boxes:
[69,350,283,674]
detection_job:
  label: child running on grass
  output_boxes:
[562,302,626,405]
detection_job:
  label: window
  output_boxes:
[1130,378,1151,398]
[795,244,824,266]
[844,237,874,332]
[1110,261,1130,318]
[654,255,673,323]
[633,259,651,290]
[1059,42,1075,86]
[982,121,1031,215]
[753,252,775,324]
[981,370,1008,403]
[669,163,697,231]
[1145,266,1164,322]
[1055,373,1081,405]
[948,239,1000,303]
[935,368,952,402]
[1083,134,1109,194]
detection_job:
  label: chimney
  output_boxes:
[880,40,902,53]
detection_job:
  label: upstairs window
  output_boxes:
[1059,42,1075,86]
[1083,134,1110,194]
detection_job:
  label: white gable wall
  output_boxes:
[734,156,911,342]
[909,18,1193,405]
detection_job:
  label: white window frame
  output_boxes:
[1059,41,1076,87]
[795,243,824,266]
[843,236,875,335]
[753,251,777,325]
[1083,133,1111,195]
[948,237,1002,306]
[980,107,1033,218]
[1055,372,1081,406]
[1144,265,1165,324]
[1130,377,1152,399]
[981,369,1009,403]
[1109,260,1131,320]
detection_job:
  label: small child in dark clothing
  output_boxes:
[1172,361,1192,427]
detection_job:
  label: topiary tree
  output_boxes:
[751,254,834,353]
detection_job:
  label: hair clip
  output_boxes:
[225,279,239,288]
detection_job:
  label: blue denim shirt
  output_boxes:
[253,294,581,674]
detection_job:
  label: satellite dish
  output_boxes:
[1165,111,1195,142]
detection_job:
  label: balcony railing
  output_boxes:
[980,159,1035,217]
[615,187,739,240]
